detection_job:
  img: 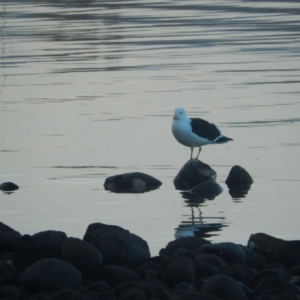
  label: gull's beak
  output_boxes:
[173,115,178,120]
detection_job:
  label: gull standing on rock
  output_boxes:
[172,107,233,160]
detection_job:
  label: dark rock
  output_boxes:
[88,281,111,292]
[173,160,217,190]
[181,180,223,201]
[222,264,250,286]
[253,276,287,295]
[159,237,210,257]
[239,244,258,263]
[99,265,141,287]
[0,260,16,284]
[195,254,227,272]
[104,172,162,193]
[179,292,223,300]
[119,287,147,300]
[0,285,20,299]
[13,230,67,268]
[196,262,221,278]
[201,274,248,300]
[135,260,165,279]
[83,223,150,267]
[62,237,103,278]
[0,182,19,192]
[225,165,253,186]
[20,258,82,293]
[162,257,196,287]
[0,222,22,252]
[225,166,253,198]
[200,242,246,264]
[248,233,300,269]
[50,288,86,300]
[173,282,198,292]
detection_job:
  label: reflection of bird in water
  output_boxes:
[172,107,233,160]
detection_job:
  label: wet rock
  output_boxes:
[135,260,165,279]
[200,242,246,264]
[195,262,221,278]
[173,160,217,190]
[174,282,198,292]
[83,223,150,267]
[0,182,19,192]
[201,274,248,300]
[159,237,210,257]
[13,230,67,268]
[162,257,196,287]
[61,237,103,279]
[0,221,22,252]
[104,172,162,193]
[273,240,300,270]
[225,165,253,198]
[99,265,141,287]
[181,180,223,201]
[20,258,82,293]
[222,264,251,286]
[195,254,227,272]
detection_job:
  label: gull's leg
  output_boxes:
[195,147,202,160]
[190,147,194,160]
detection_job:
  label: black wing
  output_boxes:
[190,118,222,141]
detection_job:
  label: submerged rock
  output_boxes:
[0,182,19,192]
[174,160,217,190]
[104,172,162,193]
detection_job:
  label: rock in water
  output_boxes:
[174,160,217,190]
[0,182,19,192]
[104,172,162,193]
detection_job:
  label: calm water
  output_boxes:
[1,0,300,255]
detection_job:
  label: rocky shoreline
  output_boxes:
[1,221,300,300]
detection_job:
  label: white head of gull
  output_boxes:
[172,107,233,160]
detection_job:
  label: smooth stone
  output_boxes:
[83,223,150,267]
[159,237,210,257]
[0,285,20,299]
[119,287,147,300]
[20,258,82,293]
[49,288,86,300]
[135,260,165,280]
[104,172,162,193]
[195,254,227,272]
[61,237,103,278]
[180,292,223,300]
[200,242,246,264]
[196,262,221,278]
[0,260,16,284]
[99,265,141,287]
[0,182,19,192]
[173,160,217,190]
[201,274,248,300]
[13,230,67,267]
[162,257,196,287]
[225,165,253,186]
[0,221,22,252]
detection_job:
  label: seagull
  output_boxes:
[172,107,233,160]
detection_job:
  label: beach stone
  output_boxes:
[62,237,103,279]
[159,237,210,256]
[13,230,67,267]
[201,274,248,300]
[49,288,86,300]
[88,281,111,292]
[0,260,16,284]
[104,172,162,193]
[200,242,246,264]
[20,258,82,293]
[99,265,141,287]
[0,285,20,299]
[0,182,19,192]
[135,260,165,279]
[180,292,223,300]
[173,160,217,190]
[162,257,196,287]
[273,240,300,270]
[119,287,147,300]
[181,181,223,201]
[0,222,22,252]
[195,254,227,272]
[196,262,221,278]
[222,264,250,286]
[83,223,150,267]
